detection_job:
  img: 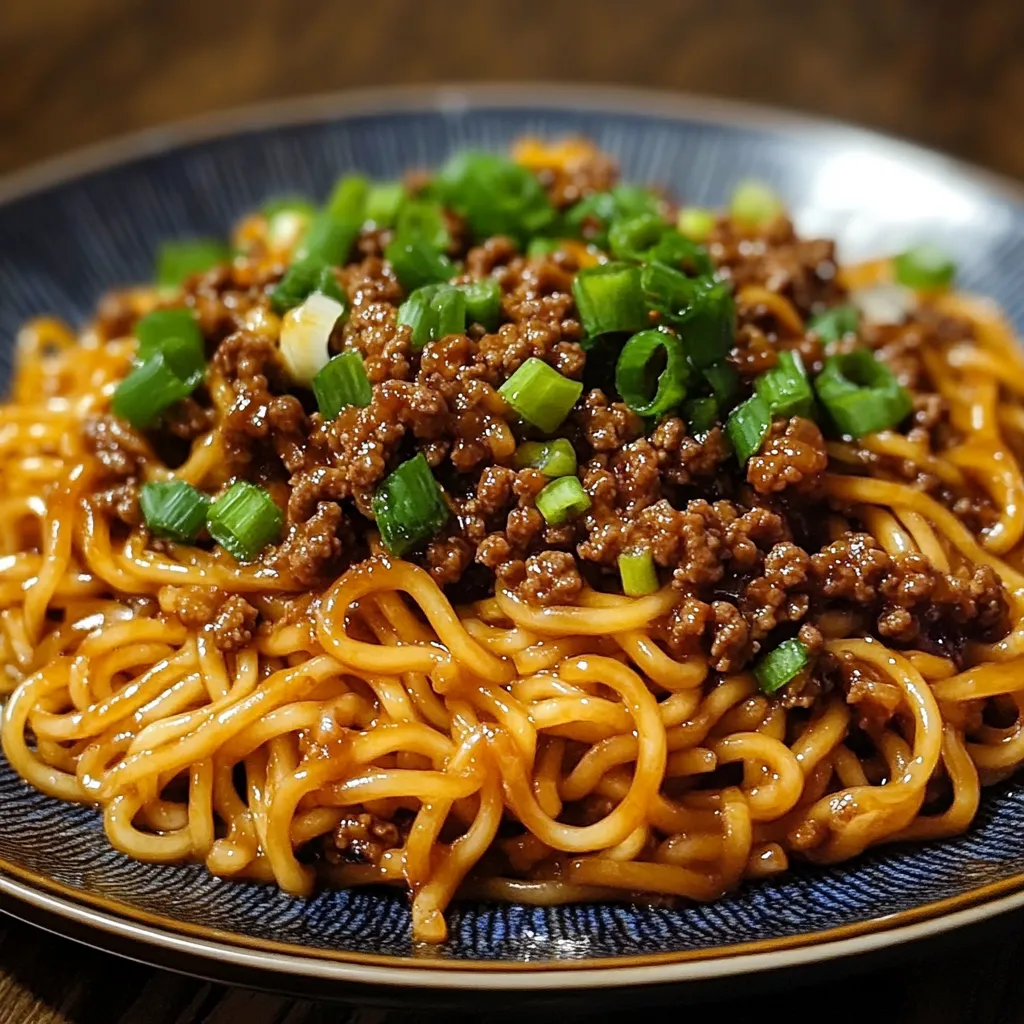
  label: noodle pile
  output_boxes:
[5,158,1024,944]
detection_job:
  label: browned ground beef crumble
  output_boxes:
[85,148,1011,699]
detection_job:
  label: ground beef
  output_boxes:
[83,415,151,478]
[211,595,259,652]
[272,501,348,587]
[161,587,256,651]
[747,417,829,495]
[161,398,215,441]
[91,482,141,526]
[514,550,584,605]
[812,533,1009,654]
[709,217,843,317]
[324,812,401,866]
[575,390,643,451]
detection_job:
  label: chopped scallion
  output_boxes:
[684,396,719,437]
[294,212,359,266]
[726,393,772,464]
[206,481,283,562]
[435,151,554,242]
[572,261,647,339]
[893,245,956,290]
[112,347,202,428]
[385,237,453,291]
[430,285,467,339]
[326,175,370,222]
[754,638,810,695]
[514,438,577,477]
[135,309,204,377]
[263,197,316,249]
[139,480,210,543]
[703,360,741,407]
[312,351,372,420]
[395,199,450,251]
[365,182,407,228]
[270,256,346,314]
[608,213,667,263]
[676,207,716,243]
[815,349,912,438]
[459,277,502,331]
[372,453,450,557]
[535,475,591,525]
[755,350,815,419]
[730,180,783,227]
[498,358,583,433]
[156,238,231,288]
[618,550,659,597]
[809,305,860,343]
[615,329,690,418]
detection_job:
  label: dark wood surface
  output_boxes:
[3,1,1024,1020]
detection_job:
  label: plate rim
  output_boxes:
[2,81,1024,989]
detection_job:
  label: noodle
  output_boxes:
[4,137,1024,945]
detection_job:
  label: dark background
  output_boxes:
[1,0,1023,180]
[2,1,1024,1021]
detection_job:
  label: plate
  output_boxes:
[3,84,1024,999]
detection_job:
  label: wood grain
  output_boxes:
[0,0,1022,179]
[2,1,1024,1020]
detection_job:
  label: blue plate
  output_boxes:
[3,85,1024,997]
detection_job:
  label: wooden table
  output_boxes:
[3,0,1024,1020]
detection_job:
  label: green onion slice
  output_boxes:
[730,180,784,227]
[676,207,716,243]
[755,350,815,419]
[435,151,555,242]
[397,287,435,350]
[430,285,467,340]
[608,213,667,263]
[815,349,912,438]
[498,358,584,433]
[294,212,359,266]
[809,305,860,344]
[263,197,316,249]
[703,361,741,408]
[395,199,450,251]
[647,229,715,277]
[312,351,372,420]
[726,393,772,464]
[326,175,370,222]
[514,438,577,477]
[615,329,690,417]
[893,244,956,290]
[572,261,647,340]
[618,550,659,597]
[156,238,231,288]
[684,396,719,437]
[206,481,283,562]
[535,475,591,526]
[372,453,450,557]
[385,237,454,291]
[365,182,407,228]
[112,346,202,428]
[270,256,347,315]
[139,480,210,543]
[527,237,562,258]
[459,277,502,331]
[135,309,204,377]
[754,638,810,695]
